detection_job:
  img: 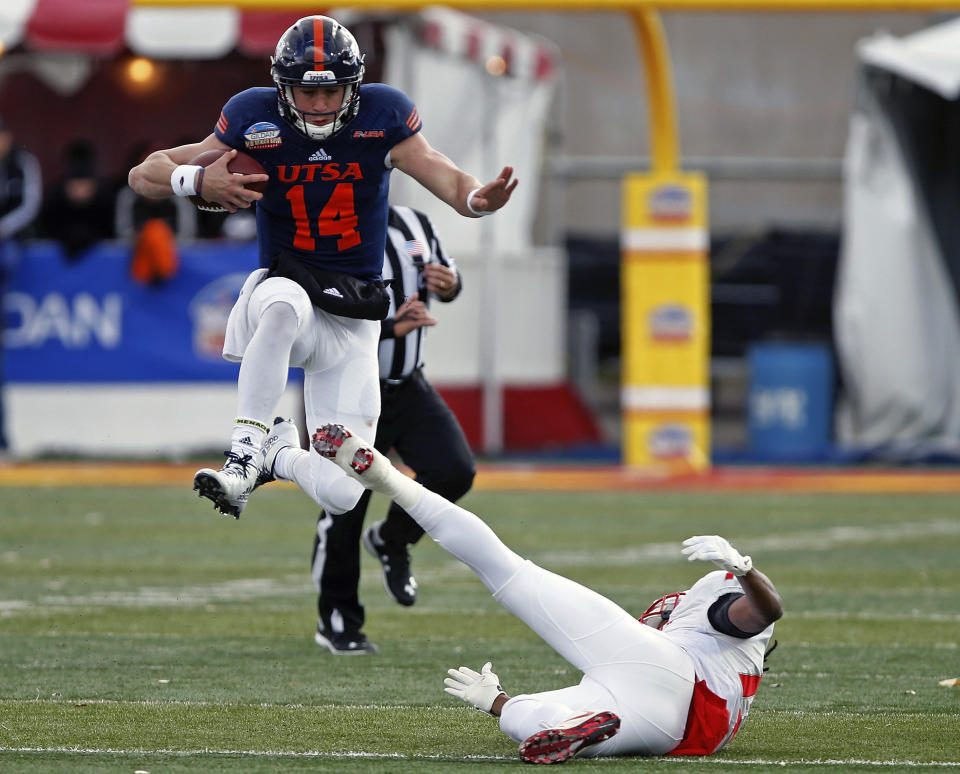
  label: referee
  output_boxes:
[310,205,476,654]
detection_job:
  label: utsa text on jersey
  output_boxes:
[275,163,364,183]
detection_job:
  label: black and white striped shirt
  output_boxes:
[379,206,460,383]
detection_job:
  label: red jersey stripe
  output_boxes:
[740,673,762,698]
[216,112,228,133]
[667,679,730,756]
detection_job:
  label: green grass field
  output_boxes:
[2,482,959,773]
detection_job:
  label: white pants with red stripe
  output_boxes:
[406,489,696,757]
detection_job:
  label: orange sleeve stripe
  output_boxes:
[216,112,228,134]
[406,107,421,130]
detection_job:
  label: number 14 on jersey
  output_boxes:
[286,183,360,251]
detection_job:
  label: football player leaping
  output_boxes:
[127,15,516,518]
[307,422,783,764]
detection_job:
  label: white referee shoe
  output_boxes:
[193,450,260,519]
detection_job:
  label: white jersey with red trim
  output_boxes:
[661,570,774,752]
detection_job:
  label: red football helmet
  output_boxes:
[639,591,686,629]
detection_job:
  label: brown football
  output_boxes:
[187,149,268,212]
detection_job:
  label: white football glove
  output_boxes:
[443,661,503,714]
[681,535,753,576]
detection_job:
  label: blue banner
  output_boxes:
[2,240,280,383]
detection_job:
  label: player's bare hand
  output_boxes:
[392,297,437,337]
[468,166,518,216]
[422,263,458,299]
[200,149,269,213]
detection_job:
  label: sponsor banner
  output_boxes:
[648,422,694,460]
[649,302,694,342]
[2,240,295,383]
[622,173,707,232]
[622,410,710,472]
[648,184,692,223]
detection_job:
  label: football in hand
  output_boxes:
[187,149,268,212]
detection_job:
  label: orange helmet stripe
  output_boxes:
[313,16,326,70]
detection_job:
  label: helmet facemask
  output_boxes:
[639,591,686,629]
[275,79,361,141]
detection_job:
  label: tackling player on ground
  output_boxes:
[127,15,515,519]
[304,422,783,764]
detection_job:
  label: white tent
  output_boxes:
[835,18,960,460]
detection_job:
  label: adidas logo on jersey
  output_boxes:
[323,287,344,298]
[308,148,332,161]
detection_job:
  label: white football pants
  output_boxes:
[406,489,696,757]
[223,269,380,513]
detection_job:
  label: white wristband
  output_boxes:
[171,165,202,197]
[466,188,492,217]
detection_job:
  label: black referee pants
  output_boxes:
[310,368,475,636]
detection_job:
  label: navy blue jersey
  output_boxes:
[214,83,422,278]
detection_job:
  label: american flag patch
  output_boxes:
[405,240,427,257]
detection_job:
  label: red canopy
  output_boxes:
[25,0,128,56]
[3,0,305,58]
[2,1,557,79]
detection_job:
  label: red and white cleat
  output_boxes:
[312,423,352,459]
[311,423,421,508]
[518,711,620,765]
[312,424,375,474]
[350,446,374,474]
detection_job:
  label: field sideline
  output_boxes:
[1,467,958,773]
[3,460,960,492]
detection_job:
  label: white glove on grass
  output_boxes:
[681,535,753,576]
[443,661,503,714]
